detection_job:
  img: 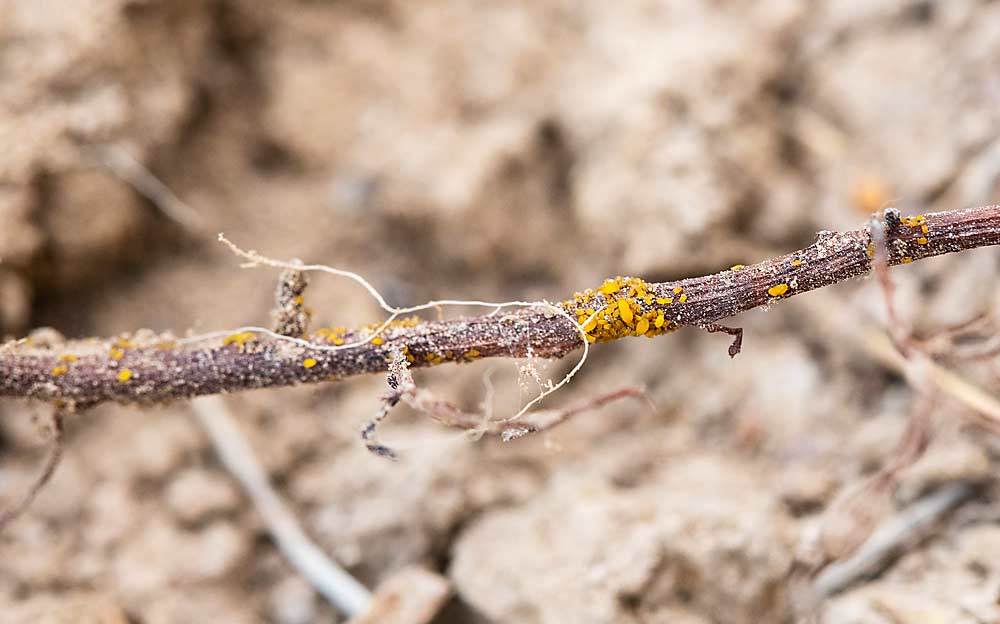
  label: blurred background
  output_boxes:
[2,1,1000,622]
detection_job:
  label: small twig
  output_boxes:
[866,215,1000,430]
[191,396,372,617]
[507,385,657,436]
[90,145,206,232]
[792,210,1000,608]
[805,401,933,576]
[917,313,1000,362]
[882,401,932,477]
[0,405,67,529]
[812,480,975,598]
[363,347,655,457]
[361,350,407,460]
[863,332,1000,434]
[920,311,994,344]
[2,206,999,408]
[703,323,744,358]
[869,209,911,351]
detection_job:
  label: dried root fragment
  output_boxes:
[2,207,997,407]
[361,349,411,461]
[0,404,69,529]
[704,323,744,358]
[361,348,655,459]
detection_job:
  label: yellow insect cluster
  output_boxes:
[49,335,154,381]
[898,214,929,262]
[563,276,681,344]
[313,326,348,345]
[901,214,928,233]
[51,353,77,376]
[422,347,481,366]
[901,214,930,245]
[312,316,422,347]
[222,331,257,349]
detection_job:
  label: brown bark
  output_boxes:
[2,206,998,407]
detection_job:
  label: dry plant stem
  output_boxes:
[704,323,744,358]
[803,402,933,581]
[91,145,206,232]
[794,211,997,600]
[812,480,975,598]
[2,206,999,407]
[869,210,910,350]
[188,271,371,616]
[863,331,1000,434]
[917,312,1000,363]
[191,396,372,617]
[0,406,67,528]
[870,207,1000,429]
[364,348,655,457]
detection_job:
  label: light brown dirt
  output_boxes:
[2,1,1000,623]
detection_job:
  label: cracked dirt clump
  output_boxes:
[3,1,1000,623]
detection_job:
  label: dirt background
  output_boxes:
[3,1,1000,622]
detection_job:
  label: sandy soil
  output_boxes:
[2,1,1000,622]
